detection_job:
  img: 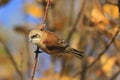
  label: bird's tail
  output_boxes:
[65,47,84,59]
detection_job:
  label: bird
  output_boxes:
[28,28,84,59]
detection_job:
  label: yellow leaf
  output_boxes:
[103,4,119,19]
[25,3,44,18]
[100,54,116,77]
[91,0,105,24]
[91,6,104,24]
[91,0,110,31]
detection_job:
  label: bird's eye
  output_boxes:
[31,34,38,38]
[31,34,40,38]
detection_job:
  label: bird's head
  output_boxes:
[28,29,43,44]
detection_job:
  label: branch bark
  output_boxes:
[110,69,120,80]
[87,0,120,69]
[43,0,50,23]
[87,29,120,69]
[30,0,51,80]
[30,46,39,80]
[0,39,23,80]
[66,0,87,43]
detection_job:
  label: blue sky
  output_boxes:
[0,0,42,28]
[0,0,24,27]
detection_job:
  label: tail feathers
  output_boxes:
[66,47,84,59]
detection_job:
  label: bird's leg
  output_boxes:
[31,46,42,80]
[34,46,42,54]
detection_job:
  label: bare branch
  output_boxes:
[0,38,23,80]
[87,29,119,69]
[30,0,51,80]
[110,69,120,80]
[68,0,74,26]
[87,0,120,69]
[43,0,50,23]
[30,47,39,80]
[66,0,87,42]
[106,1,118,6]
[37,0,51,30]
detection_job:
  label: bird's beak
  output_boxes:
[29,38,32,42]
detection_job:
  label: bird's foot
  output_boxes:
[34,46,43,54]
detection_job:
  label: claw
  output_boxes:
[34,50,42,54]
[34,46,43,54]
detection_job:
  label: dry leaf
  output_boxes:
[103,3,119,19]
[91,0,105,24]
[91,0,110,31]
[100,54,117,77]
[25,3,44,18]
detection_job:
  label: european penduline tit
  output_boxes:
[28,28,84,59]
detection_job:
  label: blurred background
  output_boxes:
[0,0,120,80]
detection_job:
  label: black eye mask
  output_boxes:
[31,34,38,38]
[31,34,40,39]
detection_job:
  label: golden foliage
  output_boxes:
[91,0,119,38]
[103,4,119,19]
[91,0,110,31]
[25,3,44,18]
[100,54,117,77]
[91,0,119,25]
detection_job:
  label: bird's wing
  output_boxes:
[43,30,66,47]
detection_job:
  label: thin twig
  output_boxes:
[68,0,74,26]
[80,60,88,80]
[25,35,31,78]
[20,48,24,72]
[75,5,120,76]
[60,0,75,75]
[0,39,23,80]
[6,47,23,80]
[87,0,120,69]
[110,69,120,80]
[87,29,119,69]
[106,1,118,6]
[30,47,39,80]
[109,1,120,80]
[37,0,50,30]
[75,0,120,77]
[66,0,87,42]
[30,0,51,80]
[43,0,50,23]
